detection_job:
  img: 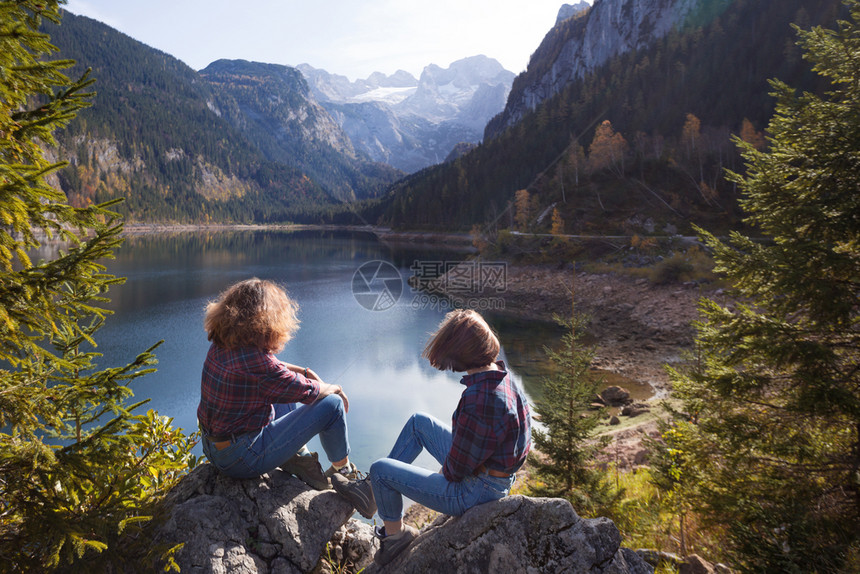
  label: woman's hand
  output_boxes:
[317,382,350,413]
[286,364,349,412]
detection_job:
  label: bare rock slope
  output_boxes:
[150,464,652,573]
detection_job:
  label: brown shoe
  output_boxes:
[281,451,329,490]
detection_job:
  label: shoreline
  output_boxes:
[120,222,376,235]
[424,261,721,399]
[120,222,479,252]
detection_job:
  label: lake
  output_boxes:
[91,228,557,473]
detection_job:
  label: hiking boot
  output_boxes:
[331,472,377,519]
[281,451,329,490]
[325,461,362,480]
[373,524,419,566]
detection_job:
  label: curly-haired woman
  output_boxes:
[197,278,359,488]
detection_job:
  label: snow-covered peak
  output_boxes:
[348,86,417,106]
[297,64,418,103]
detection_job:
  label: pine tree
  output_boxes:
[0,3,198,571]
[528,314,615,516]
[670,3,860,570]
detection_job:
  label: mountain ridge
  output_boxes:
[48,12,335,222]
[300,56,514,172]
[200,58,400,203]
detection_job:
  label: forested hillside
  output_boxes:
[46,13,391,223]
[379,0,843,234]
[201,59,401,203]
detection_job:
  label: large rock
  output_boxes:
[364,495,653,573]
[151,463,355,573]
[149,466,653,573]
[601,385,633,406]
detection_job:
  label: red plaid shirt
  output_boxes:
[443,361,532,482]
[197,343,320,437]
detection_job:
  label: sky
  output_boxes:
[63,0,592,81]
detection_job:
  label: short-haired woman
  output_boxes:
[198,278,359,488]
[333,309,532,566]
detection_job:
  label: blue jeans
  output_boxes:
[201,393,350,479]
[370,412,514,522]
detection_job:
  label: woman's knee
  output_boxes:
[408,411,434,429]
[317,392,345,416]
[370,458,388,476]
[370,458,397,484]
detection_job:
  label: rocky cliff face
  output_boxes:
[300,56,514,173]
[200,59,382,201]
[488,0,705,138]
[557,1,592,24]
[148,463,654,573]
[398,56,515,128]
[202,59,356,159]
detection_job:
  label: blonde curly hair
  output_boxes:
[204,278,300,353]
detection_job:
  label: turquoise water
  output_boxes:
[92,229,540,472]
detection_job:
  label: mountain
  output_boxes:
[556,2,592,24]
[299,56,515,173]
[378,0,843,232]
[45,12,397,222]
[398,56,515,128]
[488,0,723,138]
[200,59,400,202]
[298,66,418,103]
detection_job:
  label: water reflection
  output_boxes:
[489,312,653,405]
[485,313,565,402]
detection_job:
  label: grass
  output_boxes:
[587,245,722,286]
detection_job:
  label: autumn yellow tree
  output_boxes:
[680,112,712,202]
[681,113,701,161]
[514,189,531,231]
[587,120,628,175]
[551,207,564,235]
[739,117,766,150]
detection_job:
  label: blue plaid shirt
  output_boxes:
[443,361,531,482]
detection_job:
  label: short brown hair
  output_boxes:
[204,278,300,353]
[423,309,500,372]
